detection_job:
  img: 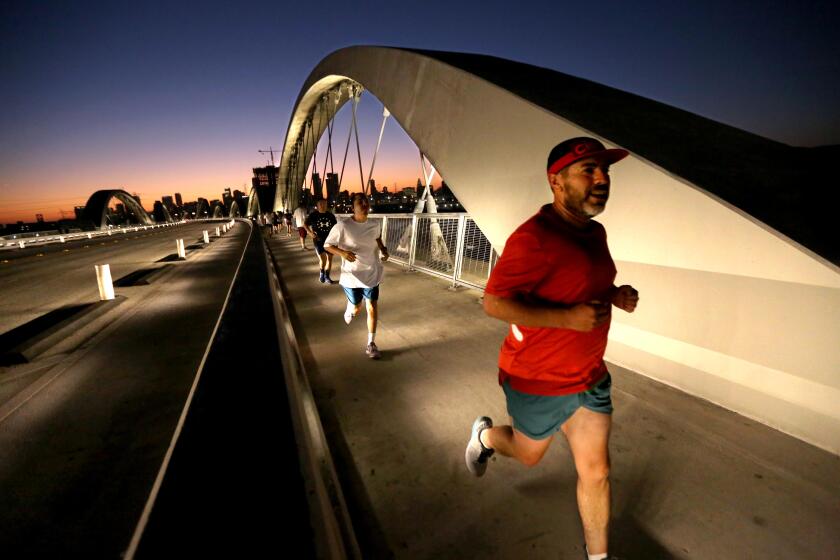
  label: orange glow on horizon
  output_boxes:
[0,170,442,225]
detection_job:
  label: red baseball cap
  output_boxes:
[547,137,629,175]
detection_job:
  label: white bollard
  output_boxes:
[176,239,186,259]
[215,227,220,237]
[107,230,112,236]
[203,231,209,244]
[19,240,25,249]
[87,233,92,239]
[59,235,65,243]
[95,264,115,301]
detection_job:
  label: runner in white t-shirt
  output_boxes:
[293,205,309,250]
[324,192,389,359]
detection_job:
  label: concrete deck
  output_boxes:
[268,234,840,560]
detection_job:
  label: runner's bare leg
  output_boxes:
[562,407,611,556]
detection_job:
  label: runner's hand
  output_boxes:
[381,251,389,262]
[564,301,611,331]
[612,285,639,312]
[343,250,356,262]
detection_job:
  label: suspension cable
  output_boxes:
[338,86,357,190]
[320,96,331,177]
[351,88,365,192]
[365,105,390,195]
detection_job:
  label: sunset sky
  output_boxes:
[2,0,838,224]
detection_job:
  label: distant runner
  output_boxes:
[293,204,309,250]
[324,192,389,359]
[305,199,338,284]
[465,137,639,560]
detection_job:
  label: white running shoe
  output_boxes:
[465,416,495,476]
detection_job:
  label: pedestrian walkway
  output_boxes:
[267,233,840,560]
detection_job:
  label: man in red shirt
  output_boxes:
[465,137,639,560]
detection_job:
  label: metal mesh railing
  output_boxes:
[338,213,497,290]
[413,216,459,278]
[457,217,496,287]
[381,216,412,265]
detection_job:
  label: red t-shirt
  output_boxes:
[485,204,617,396]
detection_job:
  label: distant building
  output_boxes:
[325,173,339,204]
[36,213,44,223]
[252,166,278,212]
[162,195,174,209]
[175,193,183,207]
[74,206,86,220]
[311,172,323,200]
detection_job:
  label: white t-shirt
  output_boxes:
[293,207,308,228]
[323,217,384,288]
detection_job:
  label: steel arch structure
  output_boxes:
[81,189,154,228]
[277,47,840,453]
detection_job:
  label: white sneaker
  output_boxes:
[344,311,354,325]
[465,416,494,477]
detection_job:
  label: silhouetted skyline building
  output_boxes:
[325,172,339,203]
[252,166,278,212]
[175,193,183,207]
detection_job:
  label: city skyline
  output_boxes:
[2,1,838,225]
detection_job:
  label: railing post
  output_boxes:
[452,214,467,287]
[487,246,497,282]
[408,214,418,270]
[380,215,388,246]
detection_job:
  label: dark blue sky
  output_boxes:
[1,0,838,221]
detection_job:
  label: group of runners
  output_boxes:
[278,137,637,559]
[280,192,389,360]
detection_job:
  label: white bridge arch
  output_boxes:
[277,47,840,453]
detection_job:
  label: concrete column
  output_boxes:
[95,264,115,301]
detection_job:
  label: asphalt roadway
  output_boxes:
[0,222,229,335]
[0,220,249,556]
[267,233,840,560]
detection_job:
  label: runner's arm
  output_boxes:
[376,236,389,261]
[610,284,639,312]
[483,293,610,332]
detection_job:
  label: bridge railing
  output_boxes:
[341,213,497,290]
[0,220,211,250]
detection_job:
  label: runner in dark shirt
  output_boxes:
[305,199,338,283]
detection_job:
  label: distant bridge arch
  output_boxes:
[212,203,224,218]
[82,189,153,228]
[278,46,840,453]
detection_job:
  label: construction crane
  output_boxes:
[258,146,281,166]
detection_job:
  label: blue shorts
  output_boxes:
[342,285,380,305]
[502,373,613,440]
[313,238,326,255]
